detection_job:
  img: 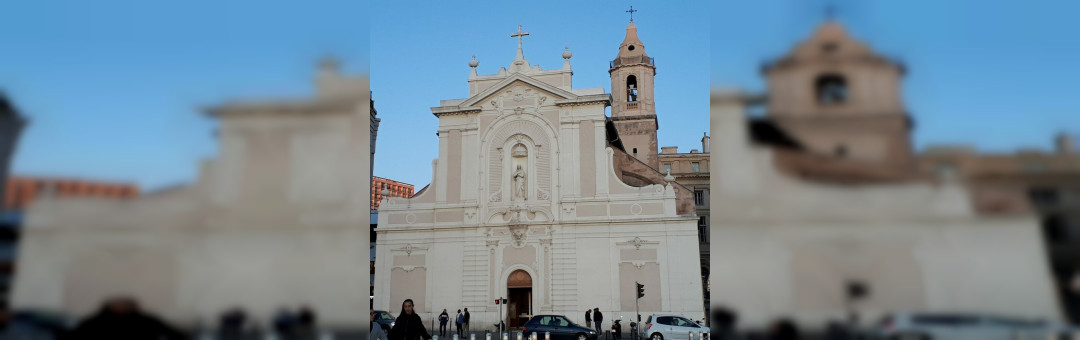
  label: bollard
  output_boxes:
[545,332,550,340]
[531,332,537,340]
[519,331,524,340]
[487,333,492,340]
[472,334,477,340]
[455,334,460,340]
[434,336,439,340]
[503,333,509,340]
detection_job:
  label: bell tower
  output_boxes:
[609,17,660,170]
[763,20,914,169]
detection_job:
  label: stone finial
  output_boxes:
[1056,132,1075,154]
[664,169,675,182]
[562,46,573,59]
[381,184,390,197]
[469,55,479,68]
[317,55,341,74]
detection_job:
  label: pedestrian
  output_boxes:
[295,306,318,340]
[438,309,449,337]
[463,308,470,336]
[711,306,737,340]
[593,308,603,335]
[388,299,433,340]
[586,309,592,329]
[371,311,389,340]
[273,308,297,336]
[0,303,54,340]
[218,307,248,340]
[68,296,187,339]
[767,318,799,340]
[455,309,463,337]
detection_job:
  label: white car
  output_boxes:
[639,313,708,340]
[871,312,1071,340]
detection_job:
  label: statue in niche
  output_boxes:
[510,143,529,202]
[513,165,527,201]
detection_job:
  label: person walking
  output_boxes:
[68,297,187,339]
[388,299,432,340]
[371,311,389,340]
[438,309,449,337]
[586,309,592,329]
[455,309,464,337]
[462,308,470,336]
[592,308,603,335]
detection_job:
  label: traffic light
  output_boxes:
[636,282,645,299]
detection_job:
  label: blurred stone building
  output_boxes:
[708,20,1065,331]
[11,60,372,329]
[1,177,138,304]
[918,136,1080,322]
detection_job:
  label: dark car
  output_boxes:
[523,315,599,340]
[372,310,395,332]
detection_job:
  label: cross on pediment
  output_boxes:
[511,25,530,62]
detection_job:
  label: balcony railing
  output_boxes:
[626,102,639,110]
[610,55,655,68]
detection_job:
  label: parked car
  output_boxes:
[639,313,709,340]
[871,312,1071,340]
[522,314,599,340]
[372,310,395,332]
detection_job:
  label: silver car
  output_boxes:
[871,312,1071,340]
[639,313,708,340]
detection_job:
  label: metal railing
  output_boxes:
[610,56,655,68]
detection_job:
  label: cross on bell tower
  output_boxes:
[626,5,638,22]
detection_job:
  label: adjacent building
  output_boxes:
[370,176,414,211]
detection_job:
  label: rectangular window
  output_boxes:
[697,216,708,243]
[663,163,672,173]
[1028,188,1059,206]
[692,162,700,172]
[694,190,704,206]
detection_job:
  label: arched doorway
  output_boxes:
[507,269,533,328]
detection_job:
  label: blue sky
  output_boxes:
[2,1,1078,191]
[0,1,369,190]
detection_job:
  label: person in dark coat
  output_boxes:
[217,307,248,340]
[767,318,799,340]
[586,310,592,329]
[68,297,187,340]
[388,299,432,340]
[592,308,603,335]
[462,308,470,335]
[438,309,449,337]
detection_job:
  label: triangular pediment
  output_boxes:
[459,73,577,108]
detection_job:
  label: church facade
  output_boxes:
[373,22,706,327]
